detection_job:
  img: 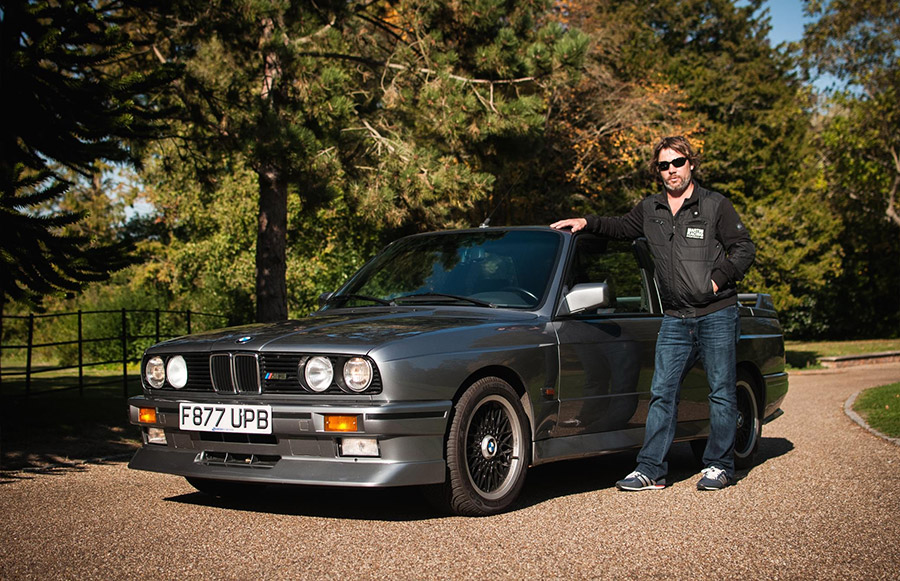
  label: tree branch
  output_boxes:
[887,173,900,228]
[885,145,900,227]
[294,52,544,85]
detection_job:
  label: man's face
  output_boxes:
[657,147,692,194]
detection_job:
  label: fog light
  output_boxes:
[146,427,166,445]
[340,438,379,457]
[138,407,158,424]
[324,414,359,432]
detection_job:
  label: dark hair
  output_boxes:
[648,136,700,179]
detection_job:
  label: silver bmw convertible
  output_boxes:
[128,227,788,515]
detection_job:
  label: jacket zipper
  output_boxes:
[667,211,678,311]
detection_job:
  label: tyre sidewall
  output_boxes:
[733,374,761,469]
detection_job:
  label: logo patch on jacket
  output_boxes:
[686,227,705,240]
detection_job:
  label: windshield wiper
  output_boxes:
[326,293,394,307]
[392,292,496,308]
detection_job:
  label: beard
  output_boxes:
[663,169,691,194]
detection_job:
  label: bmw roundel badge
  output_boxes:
[236,336,253,344]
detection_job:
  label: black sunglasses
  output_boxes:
[656,157,688,172]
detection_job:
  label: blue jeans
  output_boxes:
[636,305,740,480]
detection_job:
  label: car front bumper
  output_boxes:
[127,395,451,488]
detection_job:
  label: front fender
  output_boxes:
[376,341,560,441]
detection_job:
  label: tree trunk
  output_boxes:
[255,165,288,322]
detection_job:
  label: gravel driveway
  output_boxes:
[2,363,899,580]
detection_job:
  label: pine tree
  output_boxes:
[0,0,177,308]
[141,0,587,322]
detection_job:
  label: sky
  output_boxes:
[757,0,841,91]
[762,0,812,46]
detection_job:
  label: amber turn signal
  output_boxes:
[138,407,158,424]
[324,414,358,432]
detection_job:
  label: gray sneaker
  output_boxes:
[616,470,666,491]
[697,466,729,490]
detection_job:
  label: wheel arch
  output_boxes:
[440,365,535,452]
[466,365,532,422]
[736,361,765,416]
[458,365,528,402]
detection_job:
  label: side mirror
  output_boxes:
[318,292,334,308]
[557,283,612,317]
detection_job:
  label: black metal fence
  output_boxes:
[0,309,228,398]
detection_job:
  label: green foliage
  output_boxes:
[800,0,900,338]
[74,290,185,365]
[8,0,894,342]
[346,0,588,235]
[530,0,843,336]
[1,168,133,308]
[131,0,587,320]
[803,0,900,89]
[131,144,258,321]
[129,144,380,320]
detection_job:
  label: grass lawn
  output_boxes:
[853,382,900,438]
[785,338,900,369]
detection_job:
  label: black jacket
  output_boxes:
[584,183,756,317]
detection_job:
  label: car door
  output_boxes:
[554,237,661,438]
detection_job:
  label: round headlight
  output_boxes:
[343,357,373,392]
[145,356,165,389]
[166,355,188,389]
[304,356,333,392]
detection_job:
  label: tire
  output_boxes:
[430,376,531,516]
[733,373,761,469]
[186,477,258,498]
[689,371,762,469]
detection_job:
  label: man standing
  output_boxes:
[551,136,755,491]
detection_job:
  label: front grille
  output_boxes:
[184,354,213,390]
[233,354,261,394]
[210,353,233,393]
[146,352,381,394]
[260,353,303,393]
[209,353,260,393]
[194,451,280,468]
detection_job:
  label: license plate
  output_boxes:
[179,403,273,434]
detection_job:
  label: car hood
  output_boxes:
[147,307,544,358]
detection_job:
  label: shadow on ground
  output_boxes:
[1,391,141,471]
[162,437,795,521]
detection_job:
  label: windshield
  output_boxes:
[326,230,562,310]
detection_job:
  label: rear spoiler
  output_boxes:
[738,293,777,316]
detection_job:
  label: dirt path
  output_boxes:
[2,364,899,580]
